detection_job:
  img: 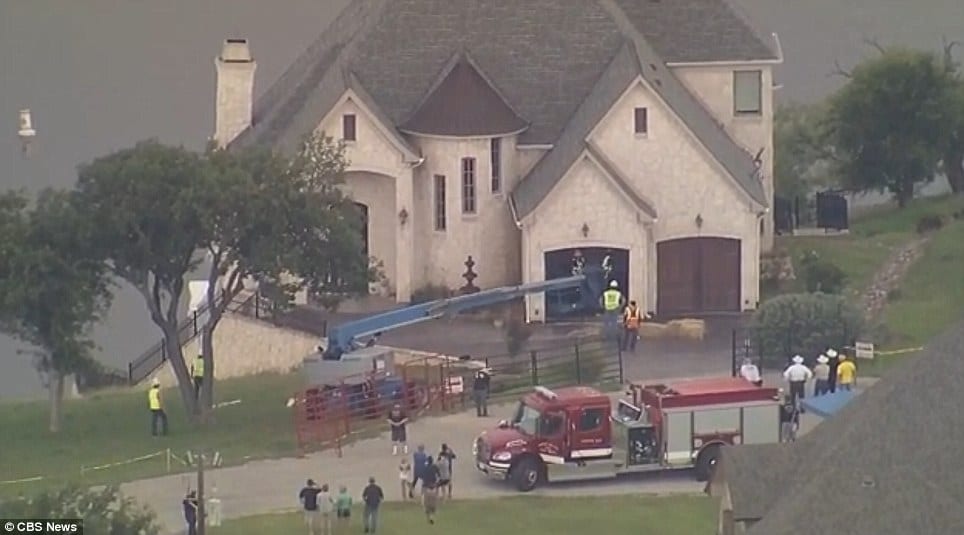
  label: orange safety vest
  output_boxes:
[623,306,641,328]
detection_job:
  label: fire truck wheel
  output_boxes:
[695,444,722,482]
[511,457,542,492]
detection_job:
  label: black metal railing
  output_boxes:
[126,290,271,385]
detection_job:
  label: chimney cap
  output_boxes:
[220,39,253,63]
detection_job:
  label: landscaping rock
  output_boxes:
[859,237,929,318]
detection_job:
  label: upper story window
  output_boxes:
[733,70,762,115]
[461,157,477,214]
[342,114,357,141]
[490,138,502,193]
[434,174,447,231]
[634,107,648,135]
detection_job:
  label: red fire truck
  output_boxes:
[473,377,780,491]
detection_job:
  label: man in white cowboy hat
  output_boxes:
[825,348,841,393]
[812,354,831,396]
[782,355,812,406]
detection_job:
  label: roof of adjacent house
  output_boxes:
[399,55,529,137]
[722,320,964,534]
[231,0,777,148]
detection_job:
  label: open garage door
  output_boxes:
[544,247,629,321]
[656,238,740,315]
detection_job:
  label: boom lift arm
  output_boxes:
[323,268,604,359]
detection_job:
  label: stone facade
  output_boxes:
[522,76,763,318]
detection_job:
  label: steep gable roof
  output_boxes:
[725,319,964,534]
[400,54,528,137]
[229,0,778,151]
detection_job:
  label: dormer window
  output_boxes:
[342,114,357,141]
[733,71,762,115]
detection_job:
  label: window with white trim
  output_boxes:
[461,157,477,214]
[733,70,762,115]
[342,114,357,141]
[434,174,446,231]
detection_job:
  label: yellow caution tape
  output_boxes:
[0,476,43,485]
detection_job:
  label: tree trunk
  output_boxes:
[200,326,215,422]
[48,370,65,433]
[164,331,198,418]
[946,150,964,194]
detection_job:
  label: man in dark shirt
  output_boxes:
[409,444,429,498]
[472,370,491,417]
[388,403,409,456]
[299,479,322,535]
[182,490,198,535]
[779,400,800,443]
[362,477,384,534]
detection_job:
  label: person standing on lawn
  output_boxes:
[421,457,441,524]
[299,479,322,535]
[813,354,831,396]
[387,403,409,456]
[409,444,429,498]
[182,490,199,535]
[362,477,384,534]
[398,457,412,500]
[438,443,457,499]
[837,354,858,391]
[317,484,334,535]
[335,485,352,529]
[148,377,168,436]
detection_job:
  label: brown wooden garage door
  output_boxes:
[656,238,741,315]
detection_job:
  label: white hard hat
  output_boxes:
[792,355,804,364]
[609,280,618,288]
[151,377,160,386]
[826,348,838,358]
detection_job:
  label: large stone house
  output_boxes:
[214,0,782,321]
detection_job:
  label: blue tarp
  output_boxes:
[800,389,857,418]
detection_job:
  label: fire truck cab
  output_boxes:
[474,378,780,491]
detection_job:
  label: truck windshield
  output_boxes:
[511,402,541,436]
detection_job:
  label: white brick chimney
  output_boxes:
[214,39,256,147]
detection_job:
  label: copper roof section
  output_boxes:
[399,59,528,137]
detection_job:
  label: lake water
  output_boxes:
[0,0,961,399]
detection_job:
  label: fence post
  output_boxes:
[731,329,737,377]
[439,361,447,412]
[574,342,582,384]
[530,350,539,386]
[254,295,260,319]
[193,310,198,337]
[128,362,134,385]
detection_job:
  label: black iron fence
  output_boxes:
[774,191,850,234]
[472,336,623,402]
[126,290,275,385]
[731,324,856,377]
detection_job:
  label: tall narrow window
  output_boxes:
[490,138,502,193]
[733,71,762,115]
[461,157,477,214]
[634,107,648,135]
[342,114,357,141]
[434,174,447,231]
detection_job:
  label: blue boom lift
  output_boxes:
[322,267,605,360]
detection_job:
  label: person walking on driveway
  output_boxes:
[398,457,412,500]
[410,445,430,498]
[387,403,409,456]
[148,378,168,436]
[621,301,642,352]
[362,477,384,534]
[299,479,322,535]
[779,397,800,443]
[783,355,812,407]
[813,354,831,396]
[472,369,491,417]
[837,355,858,391]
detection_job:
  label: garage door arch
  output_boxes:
[656,237,740,316]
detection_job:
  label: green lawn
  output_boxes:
[0,372,305,496]
[210,495,717,535]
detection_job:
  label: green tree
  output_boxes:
[939,40,964,194]
[0,190,112,433]
[827,47,953,207]
[74,135,371,418]
[0,485,160,535]
[773,102,832,199]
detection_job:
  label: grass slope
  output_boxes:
[0,373,304,495]
[210,495,717,535]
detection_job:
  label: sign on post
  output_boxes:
[854,341,875,360]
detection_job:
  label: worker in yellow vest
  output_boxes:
[600,281,625,339]
[191,354,204,400]
[149,378,168,436]
[621,301,642,352]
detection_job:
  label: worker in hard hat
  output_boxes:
[600,280,625,339]
[149,377,168,436]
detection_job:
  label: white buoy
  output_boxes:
[18,109,36,155]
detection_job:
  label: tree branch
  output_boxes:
[863,37,887,55]
[138,273,167,328]
[829,59,853,79]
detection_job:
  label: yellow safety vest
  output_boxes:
[148,388,162,410]
[603,290,622,311]
[193,356,204,378]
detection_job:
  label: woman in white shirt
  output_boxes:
[740,357,763,386]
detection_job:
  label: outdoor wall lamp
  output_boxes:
[581,222,590,237]
[398,207,409,226]
[695,214,704,229]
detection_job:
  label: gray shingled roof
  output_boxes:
[399,56,529,137]
[724,319,964,534]
[231,0,777,151]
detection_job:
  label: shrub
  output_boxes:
[0,486,160,534]
[410,283,452,304]
[916,214,944,234]
[751,293,863,367]
[886,288,903,302]
[760,249,796,294]
[797,250,846,294]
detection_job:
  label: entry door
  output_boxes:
[656,238,741,315]
[568,405,612,459]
